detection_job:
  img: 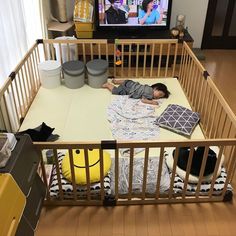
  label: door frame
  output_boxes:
[202,0,236,49]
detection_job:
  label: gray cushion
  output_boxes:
[156,104,200,137]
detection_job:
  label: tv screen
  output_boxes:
[96,0,172,31]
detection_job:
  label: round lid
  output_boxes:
[38,60,61,71]
[62,60,84,75]
[86,59,108,73]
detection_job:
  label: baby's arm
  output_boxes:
[141,97,158,105]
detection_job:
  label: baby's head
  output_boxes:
[151,83,170,99]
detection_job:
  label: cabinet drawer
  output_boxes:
[23,173,46,229]
[0,174,26,236]
[15,215,34,236]
[0,135,40,196]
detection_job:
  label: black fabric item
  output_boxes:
[172,146,217,177]
[18,122,55,141]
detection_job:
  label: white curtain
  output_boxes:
[0,0,43,87]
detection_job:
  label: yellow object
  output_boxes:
[74,0,94,23]
[75,22,94,31]
[0,174,26,236]
[75,30,93,38]
[115,60,122,66]
[62,149,111,185]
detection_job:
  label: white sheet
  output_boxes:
[19,78,205,141]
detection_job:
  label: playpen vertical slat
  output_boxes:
[90,43,94,60]
[99,149,105,201]
[195,146,209,198]
[208,146,224,198]
[26,59,35,99]
[157,44,163,77]
[18,70,27,114]
[113,45,116,77]
[196,74,205,115]
[142,44,147,77]
[28,56,36,96]
[121,44,124,78]
[205,88,215,134]
[183,49,190,90]
[16,72,26,116]
[13,75,23,118]
[141,148,149,200]
[34,47,41,88]
[53,148,64,200]
[201,82,211,126]
[59,43,63,65]
[43,43,48,60]
[182,54,191,91]
[84,149,91,201]
[2,92,13,132]
[128,148,134,201]
[68,149,77,200]
[178,45,185,79]
[39,151,51,202]
[98,43,101,59]
[21,66,30,107]
[208,99,219,138]
[178,47,187,84]
[155,147,165,200]
[135,45,140,78]
[168,147,179,199]
[105,43,109,62]
[7,85,20,128]
[128,44,132,77]
[229,143,236,182]
[221,145,236,198]
[50,44,55,60]
[31,50,40,91]
[181,147,195,199]
[114,148,119,200]
[189,63,197,106]
[186,58,194,98]
[213,106,223,138]
[67,43,71,61]
[193,69,202,116]
[219,113,228,138]
[26,58,33,95]
[150,43,155,77]
[32,50,40,91]
[164,43,170,77]
[197,75,207,120]
[171,43,178,77]
[82,43,86,63]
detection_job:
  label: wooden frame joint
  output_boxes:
[9,72,16,81]
[103,196,117,206]
[203,70,209,80]
[101,140,117,150]
[36,39,43,44]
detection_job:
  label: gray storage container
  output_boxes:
[86,59,108,88]
[62,60,85,89]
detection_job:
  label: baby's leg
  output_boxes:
[112,79,126,85]
[102,82,115,92]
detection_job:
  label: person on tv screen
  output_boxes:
[138,0,163,25]
[105,0,128,24]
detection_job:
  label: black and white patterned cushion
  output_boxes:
[49,153,111,199]
[171,168,233,196]
[156,104,200,136]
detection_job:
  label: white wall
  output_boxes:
[170,0,209,48]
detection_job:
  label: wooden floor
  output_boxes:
[36,50,236,236]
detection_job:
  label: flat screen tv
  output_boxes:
[95,0,172,36]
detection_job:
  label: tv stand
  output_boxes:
[93,29,193,41]
[93,29,193,55]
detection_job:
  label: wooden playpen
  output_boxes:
[0,39,235,206]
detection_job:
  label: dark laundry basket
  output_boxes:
[86,59,108,88]
[62,60,85,89]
